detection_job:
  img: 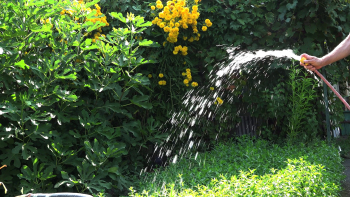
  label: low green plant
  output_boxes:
[288,64,318,142]
[128,136,344,196]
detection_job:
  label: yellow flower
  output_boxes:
[163,41,167,46]
[92,39,96,43]
[159,73,164,78]
[151,6,155,10]
[164,26,170,32]
[191,82,198,87]
[216,97,223,105]
[202,26,207,31]
[205,19,211,24]
[156,4,163,9]
[183,79,189,84]
[159,23,165,28]
[158,80,166,85]
[159,12,165,18]
[183,61,186,64]
[148,74,152,78]
[182,72,186,76]
[210,87,214,90]
[173,50,178,55]
[24,52,28,55]
[186,68,190,72]
[214,101,218,105]
[60,10,65,15]
[165,15,172,21]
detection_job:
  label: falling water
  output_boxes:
[141,48,305,184]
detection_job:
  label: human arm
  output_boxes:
[300,33,350,71]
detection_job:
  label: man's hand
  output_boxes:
[300,54,325,71]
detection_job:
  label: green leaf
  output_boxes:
[139,39,160,47]
[131,95,152,109]
[61,171,69,179]
[305,23,317,34]
[110,12,126,23]
[108,166,119,173]
[14,60,29,69]
[12,143,22,154]
[31,24,52,32]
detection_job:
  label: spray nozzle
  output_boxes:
[300,57,309,66]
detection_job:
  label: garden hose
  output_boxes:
[15,193,93,197]
[300,57,350,111]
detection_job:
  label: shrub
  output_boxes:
[0,0,164,196]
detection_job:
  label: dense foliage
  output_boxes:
[96,0,350,145]
[129,137,344,196]
[0,0,165,196]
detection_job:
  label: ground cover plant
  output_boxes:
[128,137,344,196]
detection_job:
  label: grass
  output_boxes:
[127,136,345,197]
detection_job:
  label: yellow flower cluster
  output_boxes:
[173,45,188,55]
[182,68,197,87]
[92,31,105,43]
[57,1,108,43]
[214,97,223,105]
[202,19,212,32]
[85,4,109,26]
[158,80,167,85]
[150,0,212,55]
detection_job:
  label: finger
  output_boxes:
[303,60,310,65]
[306,66,314,71]
[300,53,311,59]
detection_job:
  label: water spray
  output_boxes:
[300,57,350,111]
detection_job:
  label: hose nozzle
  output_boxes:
[300,57,308,66]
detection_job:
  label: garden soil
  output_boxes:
[340,158,350,196]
